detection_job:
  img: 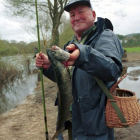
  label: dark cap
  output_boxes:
[64,0,92,12]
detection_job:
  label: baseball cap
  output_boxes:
[64,0,93,12]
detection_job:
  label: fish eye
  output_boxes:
[52,51,56,54]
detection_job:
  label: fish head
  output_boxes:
[46,48,70,64]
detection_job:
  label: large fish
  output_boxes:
[46,46,73,139]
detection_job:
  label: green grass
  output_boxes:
[124,47,140,53]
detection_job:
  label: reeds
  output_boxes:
[0,60,21,91]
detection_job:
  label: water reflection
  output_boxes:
[0,54,38,114]
[119,66,140,99]
[0,74,38,114]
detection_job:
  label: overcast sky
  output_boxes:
[0,0,140,43]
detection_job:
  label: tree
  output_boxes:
[4,0,68,46]
[59,18,74,48]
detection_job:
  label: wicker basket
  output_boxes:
[105,88,140,128]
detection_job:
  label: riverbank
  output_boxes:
[0,52,140,140]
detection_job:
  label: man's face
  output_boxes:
[69,4,96,36]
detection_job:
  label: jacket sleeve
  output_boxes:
[43,66,56,82]
[73,29,124,81]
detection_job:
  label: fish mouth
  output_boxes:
[46,49,56,56]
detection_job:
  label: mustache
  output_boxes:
[74,20,84,25]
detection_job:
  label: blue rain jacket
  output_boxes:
[43,17,124,140]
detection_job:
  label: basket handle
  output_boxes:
[110,73,127,93]
[94,76,129,128]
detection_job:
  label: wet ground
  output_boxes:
[0,52,140,140]
[114,53,140,140]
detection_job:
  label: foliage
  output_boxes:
[117,34,140,47]
[0,39,49,56]
[59,18,74,48]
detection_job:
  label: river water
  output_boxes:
[0,55,140,114]
[0,54,38,114]
[119,66,140,99]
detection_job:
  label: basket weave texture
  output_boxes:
[105,88,140,128]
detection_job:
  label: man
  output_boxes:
[35,0,124,139]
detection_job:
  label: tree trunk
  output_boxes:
[51,27,59,46]
[48,0,68,47]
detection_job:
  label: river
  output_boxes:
[119,66,140,99]
[0,54,38,114]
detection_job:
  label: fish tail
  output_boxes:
[51,128,65,140]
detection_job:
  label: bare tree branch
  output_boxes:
[4,0,69,45]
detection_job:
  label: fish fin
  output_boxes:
[51,128,65,140]
[62,61,68,68]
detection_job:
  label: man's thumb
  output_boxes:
[67,45,77,51]
[39,52,44,58]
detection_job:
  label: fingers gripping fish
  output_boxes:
[46,46,73,139]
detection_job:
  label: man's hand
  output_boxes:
[66,44,80,66]
[35,52,51,70]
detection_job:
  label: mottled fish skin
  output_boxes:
[50,46,70,62]
[46,48,73,139]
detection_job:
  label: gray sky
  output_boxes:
[0,0,140,43]
[92,0,140,35]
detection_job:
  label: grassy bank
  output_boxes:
[124,47,140,53]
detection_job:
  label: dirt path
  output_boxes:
[0,79,69,140]
[122,52,140,67]
[0,52,140,140]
